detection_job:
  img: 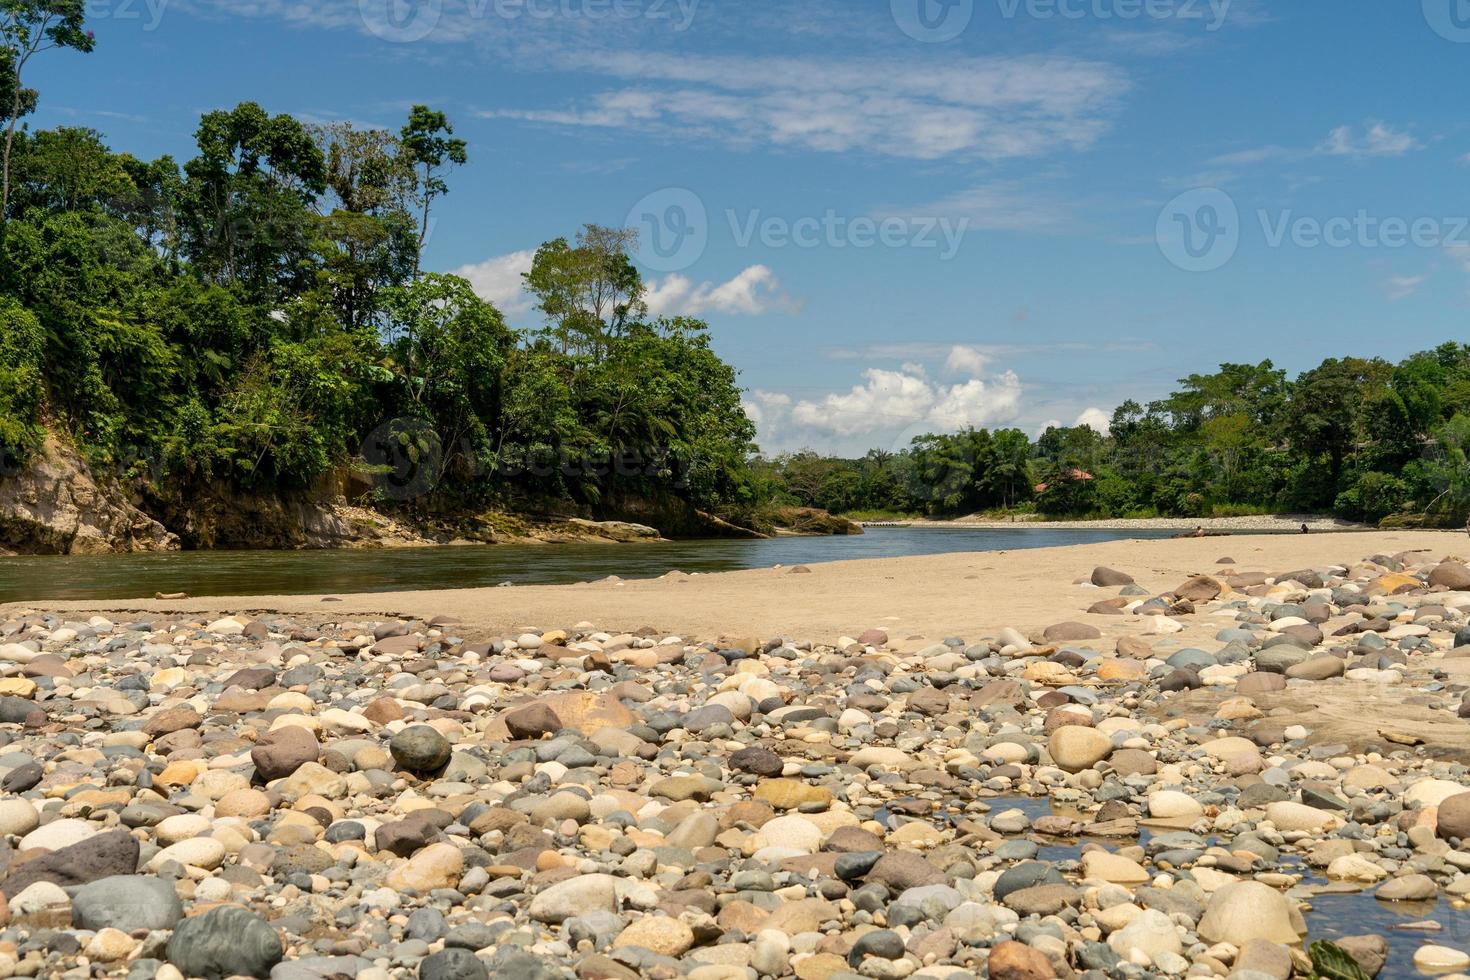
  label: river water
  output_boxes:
[0,526,1182,603]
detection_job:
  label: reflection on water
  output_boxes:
[985,797,1452,977]
[0,527,1177,604]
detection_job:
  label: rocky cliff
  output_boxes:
[0,435,179,555]
[0,433,852,553]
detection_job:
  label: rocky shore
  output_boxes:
[3,542,1470,977]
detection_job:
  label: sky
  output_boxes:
[32,0,1470,455]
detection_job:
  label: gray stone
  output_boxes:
[419,949,489,980]
[167,905,284,979]
[390,726,452,775]
[72,875,182,932]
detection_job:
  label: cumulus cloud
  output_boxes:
[454,253,793,320]
[1074,407,1113,434]
[944,345,990,376]
[645,265,800,317]
[452,249,537,314]
[783,366,1023,439]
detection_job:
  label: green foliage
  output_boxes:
[399,105,466,277]
[0,0,96,218]
[1307,941,1371,980]
[763,348,1470,525]
[0,294,41,452]
[0,104,765,525]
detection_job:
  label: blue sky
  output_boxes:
[34,0,1470,454]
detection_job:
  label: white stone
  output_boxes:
[1414,945,1470,972]
[19,818,96,852]
[1147,791,1203,820]
[0,799,39,837]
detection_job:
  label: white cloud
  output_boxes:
[944,345,990,376]
[487,52,1129,161]
[792,368,938,437]
[645,265,800,317]
[1384,274,1428,302]
[929,373,1024,429]
[786,366,1022,439]
[1207,145,1291,167]
[742,390,793,443]
[452,254,794,320]
[1318,121,1421,159]
[1074,407,1113,434]
[453,249,536,314]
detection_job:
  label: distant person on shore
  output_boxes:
[1191,526,1206,538]
[1302,523,1310,534]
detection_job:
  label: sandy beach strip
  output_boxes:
[12,529,1466,643]
[879,513,1369,533]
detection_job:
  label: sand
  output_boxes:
[897,513,1366,532]
[12,529,1468,645]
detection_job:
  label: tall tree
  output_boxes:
[0,0,93,222]
[523,224,647,360]
[398,105,466,278]
[308,122,417,332]
[180,102,327,305]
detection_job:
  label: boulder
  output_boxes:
[1197,881,1301,945]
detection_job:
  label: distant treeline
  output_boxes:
[756,348,1470,526]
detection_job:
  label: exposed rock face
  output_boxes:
[151,484,412,550]
[0,435,178,555]
[0,431,833,553]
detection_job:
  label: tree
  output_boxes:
[980,428,1032,507]
[523,225,647,360]
[379,273,512,485]
[1284,357,1392,503]
[180,102,327,305]
[0,0,93,223]
[308,122,418,332]
[398,105,466,278]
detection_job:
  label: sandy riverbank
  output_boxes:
[12,530,1466,643]
[884,513,1369,533]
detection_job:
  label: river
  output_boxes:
[0,526,1184,603]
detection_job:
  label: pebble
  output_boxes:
[0,545,1466,977]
